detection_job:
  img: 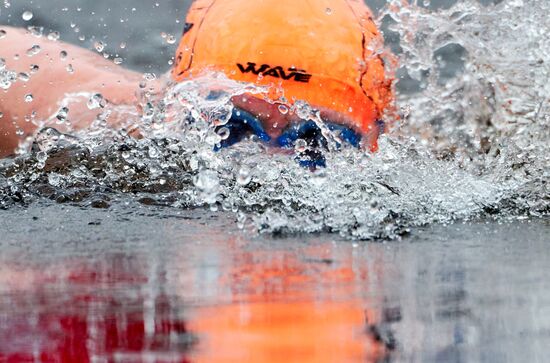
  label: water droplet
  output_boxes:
[295,139,308,153]
[24,94,33,103]
[237,166,252,186]
[18,72,30,82]
[119,42,126,49]
[36,151,47,163]
[59,50,67,60]
[27,26,43,37]
[278,105,289,115]
[22,10,33,21]
[56,107,69,123]
[26,44,41,56]
[0,29,6,39]
[0,68,16,89]
[48,173,63,187]
[0,58,5,70]
[193,170,220,204]
[47,31,60,41]
[94,41,105,52]
[236,211,247,229]
[113,57,123,65]
[217,127,230,140]
[66,64,74,73]
[325,7,332,15]
[0,112,3,119]
[143,73,157,81]
[29,64,39,73]
[166,35,177,44]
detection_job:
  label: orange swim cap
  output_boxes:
[173,0,393,137]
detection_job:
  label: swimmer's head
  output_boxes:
[172,0,393,147]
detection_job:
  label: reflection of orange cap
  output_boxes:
[173,0,393,134]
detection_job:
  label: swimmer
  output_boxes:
[0,0,393,164]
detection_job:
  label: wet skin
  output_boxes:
[0,27,146,157]
[0,27,365,158]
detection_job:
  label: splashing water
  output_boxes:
[385,0,549,216]
[0,0,548,240]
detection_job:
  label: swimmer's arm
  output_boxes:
[0,26,146,158]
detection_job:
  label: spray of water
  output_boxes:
[0,0,548,239]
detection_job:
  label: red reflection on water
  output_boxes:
[0,240,393,363]
[0,256,193,363]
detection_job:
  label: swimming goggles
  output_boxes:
[214,107,376,168]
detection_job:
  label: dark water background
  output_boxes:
[1,0,549,362]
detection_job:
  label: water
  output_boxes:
[0,0,549,361]
[0,203,548,362]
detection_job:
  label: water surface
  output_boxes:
[1,203,548,362]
